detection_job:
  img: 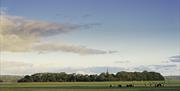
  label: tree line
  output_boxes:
[18,71,164,82]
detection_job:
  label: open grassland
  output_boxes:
[0,81,180,91]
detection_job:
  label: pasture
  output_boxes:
[0,81,180,91]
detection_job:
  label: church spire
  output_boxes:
[106,67,109,75]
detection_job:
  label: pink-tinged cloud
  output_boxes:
[0,14,116,55]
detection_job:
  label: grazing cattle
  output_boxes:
[162,82,165,87]
[144,83,147,87]
[118,84,122,87]
[155,83,162,87]
[109,84,113,88]
[126,84,134,87]
[157,83,162,87]
[149,83,152,87]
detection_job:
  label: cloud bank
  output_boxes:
[1,60,179,76]
[133,64,177,71]
[0,14,115,55]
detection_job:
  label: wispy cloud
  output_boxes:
[132,64,178,76]
[0,14,80,52]
[161,60,169,63]
[0,61,33,68]
[169,55,180,62]
[33,43,115,55]
[1,15,83,37]
[0,13,114,55]
[81,14,92,18]
[0,7,7,15]
[114,60,130,63]
[0,61,33,75]
[149,64,177,70]
[133,64,177,71]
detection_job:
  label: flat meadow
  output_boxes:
[0,81,180,91]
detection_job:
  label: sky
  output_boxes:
[0,0,180,76]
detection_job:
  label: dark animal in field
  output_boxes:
[109,84,113,88]
[162,83,165,87]
[149,83,152,87]
[155,83,162,87]
[144,83,147,87]
[162,82,165,87]
[126,84,134,87]
[118,84,122,87]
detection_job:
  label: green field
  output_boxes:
[0,81,180,91]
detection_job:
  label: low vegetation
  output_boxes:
[0,75,23,82]
[164,76,180,81]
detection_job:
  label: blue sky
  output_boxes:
[0,0,179,76]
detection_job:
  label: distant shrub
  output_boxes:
[0,80,3,82]
[109,84,113,88]
[118,84,122,87]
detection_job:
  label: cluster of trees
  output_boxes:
[18,71,164,82]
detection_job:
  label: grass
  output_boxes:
[0,81,180,91]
